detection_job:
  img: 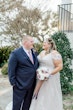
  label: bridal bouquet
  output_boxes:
[36,67,50,80]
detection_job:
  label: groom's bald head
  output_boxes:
[22,35,34,50]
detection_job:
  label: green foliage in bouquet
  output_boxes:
[51,32,73,94]
[1,63,8,75]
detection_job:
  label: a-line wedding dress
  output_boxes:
[29,51,63,110]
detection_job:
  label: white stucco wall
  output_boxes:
[65,32,73,49]
[61,0,72,4]
[61,0,73,67]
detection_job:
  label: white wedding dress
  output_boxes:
[29,51,63,110]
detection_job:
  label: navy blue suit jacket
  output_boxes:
[8,47,39,89]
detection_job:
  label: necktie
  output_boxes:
[28,51,34,64]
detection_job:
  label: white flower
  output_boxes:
[36,67,50,80]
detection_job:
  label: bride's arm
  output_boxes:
[33,80,44,99]
[51,51,63,75]
[33,50,46,98]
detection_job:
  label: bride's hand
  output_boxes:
[32,91,38,99]
[32,80,44,99]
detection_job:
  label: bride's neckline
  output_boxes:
[40,50,51,58]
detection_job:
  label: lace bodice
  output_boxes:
[37,51,62,71]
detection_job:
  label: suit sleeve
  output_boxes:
[8,52,17,86]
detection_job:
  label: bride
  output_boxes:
[29,38,63,110]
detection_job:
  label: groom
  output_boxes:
[8,35,39,110]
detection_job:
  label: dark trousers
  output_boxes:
[12,85,34,110]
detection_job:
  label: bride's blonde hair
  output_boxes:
[47,38,57,50]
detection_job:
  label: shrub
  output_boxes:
[0,46,14,67]
[34,43,43,54]
[51,32,73,94]
[1,63,8,75]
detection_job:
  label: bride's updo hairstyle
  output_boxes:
[47,38,57,50]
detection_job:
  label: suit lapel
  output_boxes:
[20,47,35,65]
[31,49,36,64]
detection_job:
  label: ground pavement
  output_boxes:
[0,69,12,110]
